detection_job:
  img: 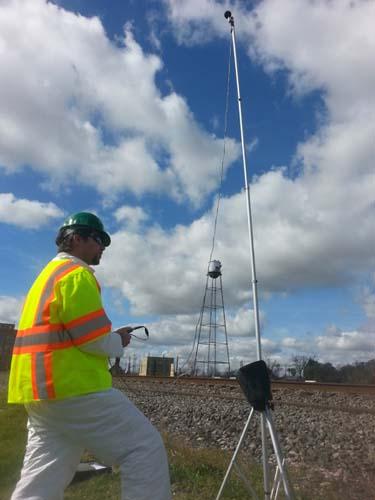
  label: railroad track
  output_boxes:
[113,374,375,395]
[113,376,375,417]
[116,386,375,415]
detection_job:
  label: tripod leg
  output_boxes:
[270,458,283,500]
[260,413,271,499]
[265,409,295,500]
[216,408,255,500]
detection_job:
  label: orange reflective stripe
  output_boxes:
[31,352,54,400]
[13,339,74,355]
[73,325,112,346]
[33,262,80,326]
[14,330,73,350]
[16,323,64,337]
[44,352,55,399]
[31,353,39,400]
[33,261,69,325]
[65,308,107,329]
[65,309,111,343]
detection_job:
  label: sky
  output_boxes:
[0,0,374,370]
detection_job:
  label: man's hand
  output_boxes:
[115,326,133,347]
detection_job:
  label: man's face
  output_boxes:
[72,233,105,265]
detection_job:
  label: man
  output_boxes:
[8,212,171,500]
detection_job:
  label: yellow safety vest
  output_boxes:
[8,258,112,403]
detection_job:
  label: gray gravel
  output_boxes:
[114,377,375,483]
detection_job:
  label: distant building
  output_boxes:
[139,356,175,377]
[0,323,16,371]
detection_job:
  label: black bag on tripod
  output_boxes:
[237,360,273,411]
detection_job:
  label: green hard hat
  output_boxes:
[58,212,111,246]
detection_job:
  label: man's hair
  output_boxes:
[56,228,90,252]
[57,231,75,253]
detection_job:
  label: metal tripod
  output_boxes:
[215,11,295,499]
[216,404,294,499]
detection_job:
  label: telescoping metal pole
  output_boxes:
[224,11,271,499]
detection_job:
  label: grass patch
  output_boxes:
[165,434,263,499]
[0,379,27,500]
[64,471,121,499]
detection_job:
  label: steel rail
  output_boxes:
[114,375,375,395]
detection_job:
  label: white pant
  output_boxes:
[11,389,171,500]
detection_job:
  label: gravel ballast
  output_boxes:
[114,377,375,495]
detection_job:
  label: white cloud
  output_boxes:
[165,0,375,110]
[0,0,239,205]
[0,193,63,228]
[163,0,232,46]
[281,337,306,350]
[116,313,208,368]
[0,295,23,323]
[99,222,211,315]
[100,161,374,317]
[148,314,198,348]
[133,313,272,368]
[119,307,264,369]
[228,337,280,365]
[226,304,260,337]
[243,0,375,114]
[315,328,375,364]
[114,205,149,230]
[114,307,374,368]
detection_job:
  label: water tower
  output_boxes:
[192,260,230,376]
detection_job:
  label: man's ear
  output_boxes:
[71,233,82,247]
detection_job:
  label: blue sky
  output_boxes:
[0,0,374,369]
